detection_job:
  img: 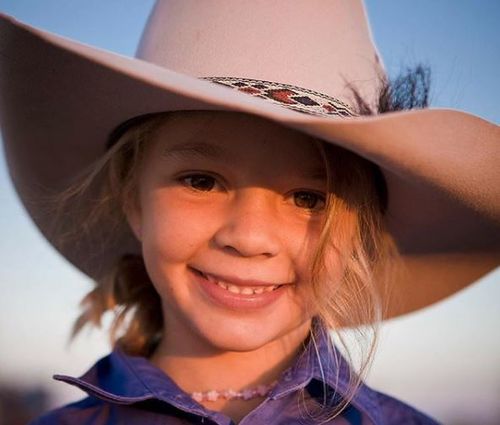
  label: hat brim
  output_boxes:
[1,14,499,320]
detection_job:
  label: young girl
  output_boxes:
[1,1,498,424]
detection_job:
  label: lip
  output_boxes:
[197,269,285,288]
[189,267,289,311]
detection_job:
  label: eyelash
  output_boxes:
[178,173,326,212]
[179,173,221,192]
[292,191,326,212]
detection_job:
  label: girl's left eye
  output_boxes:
[180,174,218,191]
[293,191,326,211]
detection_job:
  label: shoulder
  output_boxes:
[373,390,441,425]
[28,397,107,425]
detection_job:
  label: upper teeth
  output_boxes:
[203,273,280,294]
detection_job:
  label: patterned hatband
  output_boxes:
[107,77,357,148]
[201,77,357,118]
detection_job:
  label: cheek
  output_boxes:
[291,220,348,300]
[322,246,347,285]
[139,191,215,264]
[284,218,325,274]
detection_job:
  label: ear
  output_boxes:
[123,201,143,242]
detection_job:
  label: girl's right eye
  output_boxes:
[180,174,218,192]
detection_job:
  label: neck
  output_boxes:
[150,320,312,394]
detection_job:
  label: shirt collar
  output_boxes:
[54,319,384,423]
[270,319,384,424]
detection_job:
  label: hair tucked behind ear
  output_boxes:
[59,64,431,418]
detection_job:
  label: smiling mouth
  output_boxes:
[192,268,284,295]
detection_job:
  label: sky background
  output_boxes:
[0,1,499,424]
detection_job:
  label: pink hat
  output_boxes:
[0,1,498,319]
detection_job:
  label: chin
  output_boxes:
[193,316,312,353]
[205,329,272,352]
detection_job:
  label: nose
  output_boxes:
[213,189,281,258]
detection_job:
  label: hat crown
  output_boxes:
[136,0,385,107]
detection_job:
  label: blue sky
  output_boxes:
[0,2,499,423]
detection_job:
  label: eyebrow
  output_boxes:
[303,168,328,182]
[161,141,327,182]
[161,141,230,161]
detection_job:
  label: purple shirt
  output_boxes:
[30,322,439,424]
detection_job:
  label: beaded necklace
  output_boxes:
[191,380,278,403]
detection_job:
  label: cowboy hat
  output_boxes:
[0,1,498,320]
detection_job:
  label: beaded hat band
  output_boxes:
[201,77,357,118]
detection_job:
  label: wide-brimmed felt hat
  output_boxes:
[0,1,498,320]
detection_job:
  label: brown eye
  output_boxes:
[182,174,216,191]
[293,191,326,211]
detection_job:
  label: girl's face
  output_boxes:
[128,112,342,353]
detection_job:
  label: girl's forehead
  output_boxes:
[150,111,325,169]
